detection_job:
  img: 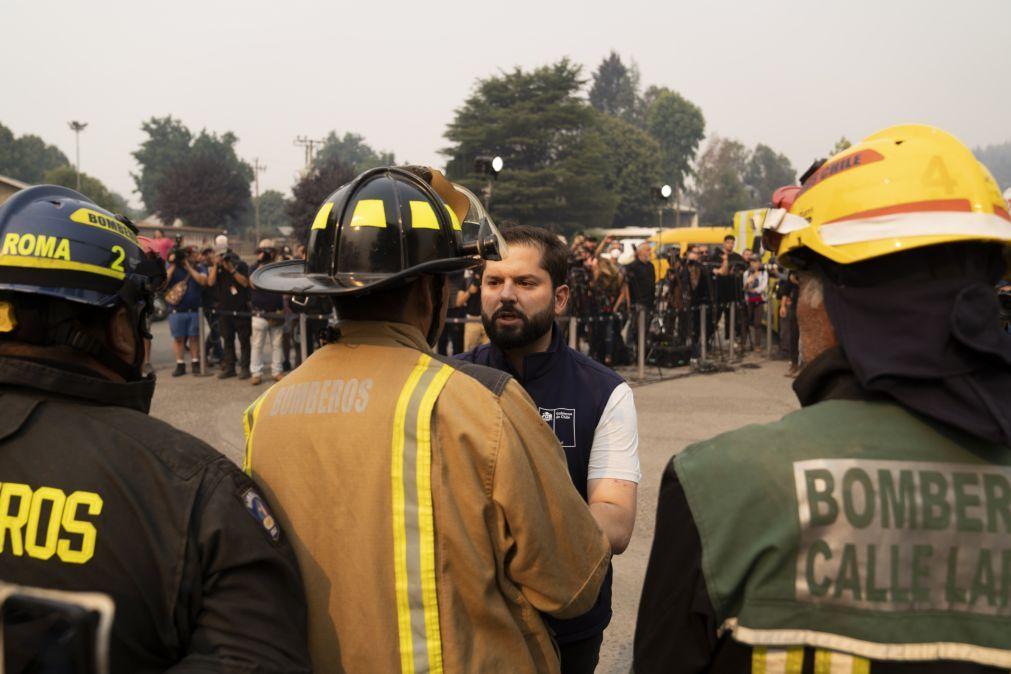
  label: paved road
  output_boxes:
[147,320,800,672]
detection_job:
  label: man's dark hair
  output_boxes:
[500,225,568,289]
[724,235,736,242]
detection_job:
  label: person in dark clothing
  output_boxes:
[777,269,801,374]
[625,242,656,357]
[0,186,310,673]
[198,247,223,365]
[635,124,1011,673]
[459,226,640,674]
[438,271,466,356]
[207,241,252,379]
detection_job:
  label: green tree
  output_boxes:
[314,132,395,173]
[645,88,706,195]
[589,51,641,124]
[0,123,69,183]
[288,155,356,240]
[744,144,796,204]
[131,116,192,213]
[832,136,852,155]
[975,141,1011,190]
[255,189,291,235]
[595,113,663,227]
[151,131,253,229]
[694,137,752,226]
[443,59,616,232]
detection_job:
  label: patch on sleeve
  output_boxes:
[242,487,280,543]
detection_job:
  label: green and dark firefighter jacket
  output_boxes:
[634,347,1011,674]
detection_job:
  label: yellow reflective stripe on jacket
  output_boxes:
[752,646,803,674]
[814,649,870,674]
[391,353,453,674]
[242,392,269,476]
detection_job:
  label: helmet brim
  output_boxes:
[251,256,480,297]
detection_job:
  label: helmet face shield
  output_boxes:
[452,184,508,262]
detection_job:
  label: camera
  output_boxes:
[222,251,242,267]
[169,247,187,263]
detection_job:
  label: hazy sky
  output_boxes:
[4,0,1010,210]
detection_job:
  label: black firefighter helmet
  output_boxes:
[251,166,507,297]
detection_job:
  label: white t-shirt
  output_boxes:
[587,382,641,483]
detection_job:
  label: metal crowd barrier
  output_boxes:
[192,300,775,384]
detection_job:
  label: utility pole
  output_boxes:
[252,157,266,243]
[293,136,325,169]
[674,182,681,229]
[68,121,88,191]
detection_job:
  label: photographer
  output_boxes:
[249,239,284,385]
[712,235,747,344]
[198,247,223,365]
[207,238,251,379]
[165,245,208,376]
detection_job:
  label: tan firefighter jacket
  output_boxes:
[243,321,610,673]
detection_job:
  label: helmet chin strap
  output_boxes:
[38,280,153,382]
[426,275,446,348]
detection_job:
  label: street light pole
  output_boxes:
[474,156,503,210]
[252,157,266,243]
[68,121,88,191]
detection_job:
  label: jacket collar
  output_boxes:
[0,356,155,414]
[482,324,565,384]
[793,346,883,408]
[335,320,432,353]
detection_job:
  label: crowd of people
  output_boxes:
[4,125,1011,674]
[143,230,314,384]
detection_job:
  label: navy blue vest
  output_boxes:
[457,325,624,642]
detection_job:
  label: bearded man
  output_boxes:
[457,225,641,674]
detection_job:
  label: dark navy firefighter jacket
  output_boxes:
[458,324,624,643]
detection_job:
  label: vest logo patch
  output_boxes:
[794,459,1011,615]
[538,407,576,448]
[242,488,279,543]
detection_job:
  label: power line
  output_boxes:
[293,136,326,169]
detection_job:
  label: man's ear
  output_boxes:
[554,283,570,315]
[107,306,137,364]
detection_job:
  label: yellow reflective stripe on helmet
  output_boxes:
[0,255,124,280]
[443,205,462,231]
[391,353,452,674]
[350,199,387,228]
[410,201,440,230]
[310,202,335,231]
[69,208,138,244]
[814,649,870,674]
[751,646,803,674]
[242,391,269,476]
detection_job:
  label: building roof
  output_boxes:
[0,174,30,191]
